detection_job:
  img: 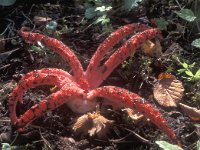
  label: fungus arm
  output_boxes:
[86,23,150,78]
[20,31,85,82]
[13,86,84,130]
[86,86,179,144]
[87,28,160,88]
[9,68,77,125]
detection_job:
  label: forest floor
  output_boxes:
[0,0,200,150]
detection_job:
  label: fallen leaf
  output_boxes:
[122,108,145,124]
[141,39,162,57]
[194,124,200,137]
[179,103,200,120]
[72,112,113,138]
[160,42,184,61]
[33,16,52,26]
[153,73,184,107]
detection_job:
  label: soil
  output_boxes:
[0,1,199,150]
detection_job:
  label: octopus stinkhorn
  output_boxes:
[9,23,179,144]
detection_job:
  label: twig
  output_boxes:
[175,0,182,9]
[124,128,151,144]
[0,119,10,122]
[21,11,36,31]
[0,36,19,42]
[0,23,11,36]
[109,133,132,143]
[39,129,53,150]
[10,132,19,146]
[82,22,96,32]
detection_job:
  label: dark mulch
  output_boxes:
[0,1,199,150]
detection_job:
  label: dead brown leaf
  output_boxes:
[33,16,52,26]
[179,103,200,120]
[72,112,114,138]
[141,39,162,57]
[122,108,145,124]
[153,75,184,107]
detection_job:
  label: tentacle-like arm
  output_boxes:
[20,31,87,87]
[13,86,84,130]
[9,69,77,125]
[20,68,74,82]
[86,23,150,79]
[86,86,179,144]
[87,28,160,88]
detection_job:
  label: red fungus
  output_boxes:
[9,23,179,145]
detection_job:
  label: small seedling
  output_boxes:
[177,61,200,82]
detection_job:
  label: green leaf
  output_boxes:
[154,18,169,30]
[2,143,11,150]
[197,140,200,150]
[176,9,196,22]
[93,0,102,6]
[177,69,186,74]
[95,15,110,25]
[182,62,188,69]
[95,6,106,12]
[123,0,142,11]
[84,2,93,9]
[185,70,194,77]
[0,0,16,6]
[195,69,200,77]
[85,7,96,19]
[95,6,112,12]
[192,38,200,48]
[105,6,112,11]
[189,62,196,68]
[156,141,183,150]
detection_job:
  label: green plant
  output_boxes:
[1,143,11,150]
[175,0,200,48]
[191,38,200,48]
[84,0,143,32]
[84,0,112,32]
[122,0,142,11]
[192,91,200,105]
[177,61,200,82]
[197,140,200,150]
[154,17,169,30]
[176,8,196,22]
[0,0,16,6]
[156,141,183,150]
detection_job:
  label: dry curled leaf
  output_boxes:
[164,42,183,55]
[72,112,114,138]
[141,39,162,57]
[179,103,200,121]
[33,16,52,26]
[122,108,145,124]
[153,73,184,107]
